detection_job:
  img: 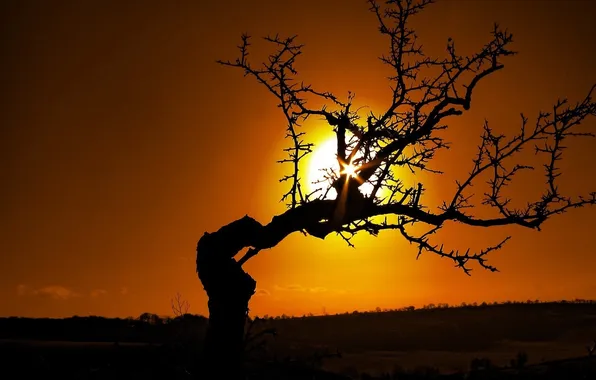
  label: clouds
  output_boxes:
[38,286,80,300]
[90,289,108,298]
[273,284,329,293]
[16,284,30,297]
[251,285,337,298]
[271,284,355,296]
[16,284,129,300]
[254,288,271,296]
[17,284,80,300]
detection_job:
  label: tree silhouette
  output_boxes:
[171,292,191,317]
[196,0,595,378]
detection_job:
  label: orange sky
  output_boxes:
[1,0,595,319]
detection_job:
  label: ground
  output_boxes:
[1,302,595,379]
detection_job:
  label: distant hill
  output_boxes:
[267,300,596,352]
[0,313,208,343]
[1,300,595,348]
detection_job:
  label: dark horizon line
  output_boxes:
[3,298,595,321]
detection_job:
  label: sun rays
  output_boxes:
[307,137,377,200]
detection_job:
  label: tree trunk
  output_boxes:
[203,261,255,379]
[196,217,263,379]
[193,209,352,378]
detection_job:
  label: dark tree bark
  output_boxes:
[196,216,263,379]
[194,198,365,378]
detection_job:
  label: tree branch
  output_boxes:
[210,0,596,275]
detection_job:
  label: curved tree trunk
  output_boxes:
[202,259,255,379]
[194,196,367,378]
[196,217,263,379]
[194,201,362,378]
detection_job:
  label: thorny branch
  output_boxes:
[217,33,345,208]
[215,0,596,274]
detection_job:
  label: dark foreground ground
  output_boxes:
[1,301,596,379]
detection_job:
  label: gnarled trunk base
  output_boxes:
[197,223,259,379]
[203,261,255,378]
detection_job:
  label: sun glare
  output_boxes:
[307,137,375,199]
[341,162,359,178]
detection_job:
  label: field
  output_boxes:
[1,301,596,379]
[262,302,596,375]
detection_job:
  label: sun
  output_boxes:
[306,137,375,199]
[341,162,358,178]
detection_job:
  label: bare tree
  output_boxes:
[171,292,190,317]
[196,0,596,378]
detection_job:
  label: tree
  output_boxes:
[138,312,161,325]
[196,0,595,378]
[171,292,191,317]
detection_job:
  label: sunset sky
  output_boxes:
[1,0,595,319]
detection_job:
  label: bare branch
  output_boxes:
[217,34,347,209]
[212,0,596,274]
[171,292,190,317]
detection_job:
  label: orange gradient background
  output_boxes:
[1,0,595,318]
